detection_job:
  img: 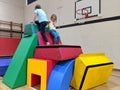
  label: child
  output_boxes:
[32,4,50,45]
[48,14,61,45]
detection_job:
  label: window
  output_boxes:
[26,0,37,5]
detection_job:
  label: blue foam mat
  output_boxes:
[0,57,12,75]
[47,59,75,90]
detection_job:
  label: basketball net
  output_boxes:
[83,9,88,18]
[76,9,88,19]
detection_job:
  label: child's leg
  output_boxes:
[55,31,61,44]
[57,36,61,44]
[50,30,57,44]
[40,22,49,45]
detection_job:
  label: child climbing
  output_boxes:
[32,4,50,45]
[48,14,61,45]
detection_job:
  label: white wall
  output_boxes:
[24,0,120,25]
[0,0,24,23]
[24,0,120,69]
[58,20,120,69]
[24,0,75,25]
[24,0,49,24]
[56,0,120,69]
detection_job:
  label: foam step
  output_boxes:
[0,57,12,75]
[38,32,54,45]
[47,59,75,90]
[24,24,38,36]
[2,34,38,89]
[70,53,114,90]
[34,45,83,61]
[24,24,50,37]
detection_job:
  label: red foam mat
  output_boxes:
[0,37,20,56]
[38,32,54,46]
[38,32,61,46]
[34,45,83,61]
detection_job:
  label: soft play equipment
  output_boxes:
[0,37,20,56]
[47,59,75,90]
[24,24,56,45]
[27,58,56,90]
[34,45,83,60]
[2,23,113,90]
[70,53,114,90]
[38,32,54,45]
[0,57,12,76]
[24,24,38,36]
[2,34,38,89]
[24,23,62,45]
[24,24,50,36]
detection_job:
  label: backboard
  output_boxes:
[75,0,101,20]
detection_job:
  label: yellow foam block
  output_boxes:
[70,53,114,90]
[27,58,56,90]
[27,58,47,90]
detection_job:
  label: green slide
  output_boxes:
[2,34,38,89]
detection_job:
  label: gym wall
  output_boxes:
[24,0,120,69]
[0,0,24,23]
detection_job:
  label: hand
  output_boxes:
[31,21,35,24]
[48,21,50,23]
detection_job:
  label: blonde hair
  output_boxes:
[51,14,57,19]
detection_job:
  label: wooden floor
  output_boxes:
[0,70,120,90]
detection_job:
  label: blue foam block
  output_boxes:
[0,58,12,75]
[47,59,75,90]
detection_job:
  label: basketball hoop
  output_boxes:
[83,9,88,18]
[76,9,89,19]
[84,12,88,18]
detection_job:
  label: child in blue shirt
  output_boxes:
[32,4,50,45]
